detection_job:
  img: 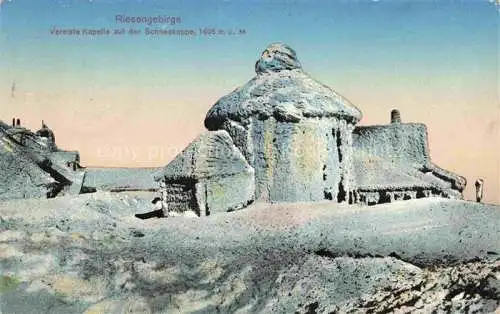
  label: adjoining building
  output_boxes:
[154,130,254,216]
[353,111,466,204]
[0,120,84,200]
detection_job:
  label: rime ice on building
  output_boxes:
[154,131,254,216]
[353,113,466,205]
[0,43,466,210]
[205,43,361,203]
[0,120,84,200]
[155,43,466,215]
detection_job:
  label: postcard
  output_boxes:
[0,1,498,313]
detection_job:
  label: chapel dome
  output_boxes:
[205,43,362,130]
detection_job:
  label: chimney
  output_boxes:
[391,109,401,124]
[12,118,15,127]
[16,118,20,126]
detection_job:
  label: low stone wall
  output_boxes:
[357,187,448,206]
[82,167,161,192]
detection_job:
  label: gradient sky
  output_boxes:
[0,0,498,203]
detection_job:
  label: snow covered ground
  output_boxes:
[0,193,498,313]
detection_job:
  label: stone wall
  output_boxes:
[164,180,197,213]
[83,167,161,192]
[357,188,434,206]
[356,187,464,206]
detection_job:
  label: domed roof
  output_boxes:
[205,43,362,130]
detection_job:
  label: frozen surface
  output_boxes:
[0,194,498,313]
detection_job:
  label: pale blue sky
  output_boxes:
[1,0,497,89]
